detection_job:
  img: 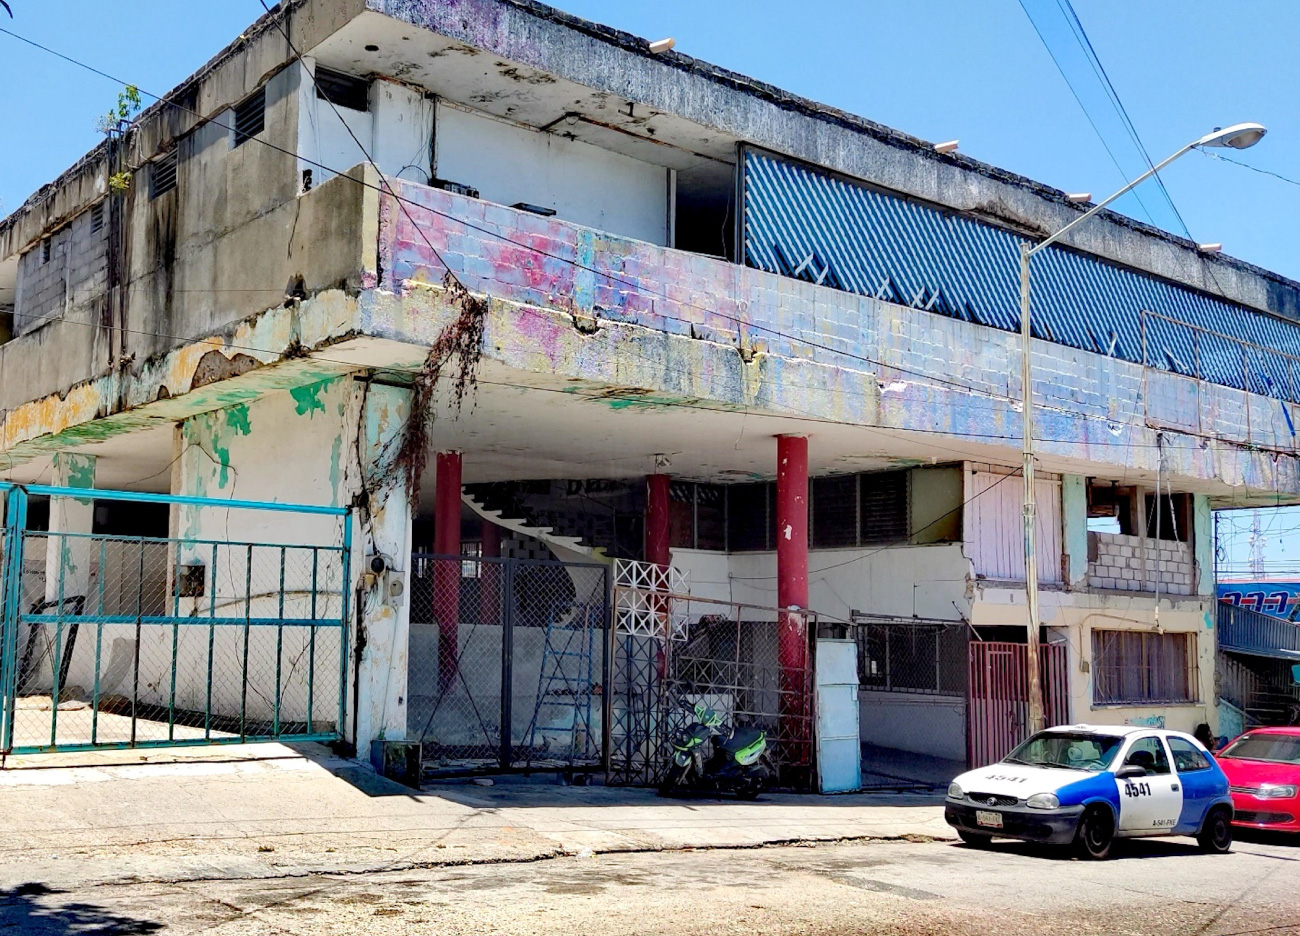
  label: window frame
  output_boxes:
[1091,629,1198,706]
[1166,736,1212,773]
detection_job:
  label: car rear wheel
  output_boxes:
[1074,805,1114,860]
[957,830,992,848]
[1198,807,1233,854]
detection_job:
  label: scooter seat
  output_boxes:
[716,726,764,754]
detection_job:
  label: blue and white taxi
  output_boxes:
[945,725,1234,859]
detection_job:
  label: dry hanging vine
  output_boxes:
[394,271,488,496]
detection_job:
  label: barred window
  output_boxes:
[860,470,909,544]
[856,621,968,696]
[812,475,858,548]
[1092,630,1196,704]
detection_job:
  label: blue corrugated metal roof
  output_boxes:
[742,149,1300,403]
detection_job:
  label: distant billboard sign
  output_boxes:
[1217,580,1300,620]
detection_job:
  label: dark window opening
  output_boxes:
[726,482,773,552]
[674,162,735,260]
[150,150,178,199]
[860,470,909,545]
[233,87,266,148]
[90,203,105,233]
[41,238,51,264]
[315,66,371,112]
[92,500,169,538]
[1145,492,1190,542]
[811,474,858,548]
[1087,480,1136,535]
[668,481,694,550]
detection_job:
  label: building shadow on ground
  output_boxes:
[0,883,161,936]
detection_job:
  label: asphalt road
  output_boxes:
[3,832,1298,936]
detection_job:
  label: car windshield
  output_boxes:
[1219,733,1300,765]
[1004,731,1123,771]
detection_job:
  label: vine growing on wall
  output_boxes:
[393,271,488,496]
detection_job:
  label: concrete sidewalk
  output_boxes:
[0,743,950,890]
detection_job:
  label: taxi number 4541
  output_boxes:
[1123,781,1152,798]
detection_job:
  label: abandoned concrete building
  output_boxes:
[3,0,1300,784]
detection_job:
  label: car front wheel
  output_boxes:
[1074,805,1115,860]
[1197,807,1233,854]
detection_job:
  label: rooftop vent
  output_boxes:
[315,66,370,112]
[150,150,178,199]
[233,86,266,148]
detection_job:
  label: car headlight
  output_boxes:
[1257,784,1299,800]
[1026,793,1060,810]
[947,782,964,799]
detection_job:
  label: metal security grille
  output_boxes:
[149,151,178,199]
[607,560,815,790]
[967,641,1070,767]
[233,87,266,147]
[853,616,968,696]
[407,555,609,778]
[1,484,350,755]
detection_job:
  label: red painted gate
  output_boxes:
[967,641,1070,767]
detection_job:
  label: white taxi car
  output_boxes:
[945,725,1233,859]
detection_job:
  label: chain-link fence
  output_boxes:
[852,616,969,697]
[407,554,609,778]
[1,485,350,754]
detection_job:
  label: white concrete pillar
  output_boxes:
[352,383,414,756]
[45,451,97,607]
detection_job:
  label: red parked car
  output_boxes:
[1216,727,1300,833]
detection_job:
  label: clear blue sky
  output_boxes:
[2,1,1297,278]
[2,1,1298,570]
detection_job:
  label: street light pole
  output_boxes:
[1018,122,1266,734]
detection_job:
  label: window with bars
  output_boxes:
[149,150,178,199]
[860,469,910,545]
[315,66,371,112]
[1092,630,1196,704]
[856,621,968,696]
[811,475,858,548]
[233,87,266,148]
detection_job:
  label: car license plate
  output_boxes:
[975,810,1003,829]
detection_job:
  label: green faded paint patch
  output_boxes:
[224,404,252,436]
[291,379,330,417]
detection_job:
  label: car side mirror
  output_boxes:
[1115,764,1147,779]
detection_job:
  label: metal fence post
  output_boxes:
[0,487,28,755]
[500,558,514,770]
[602,563,613,780]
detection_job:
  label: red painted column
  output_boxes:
[434,451,463,693]
[480,518,501,625]
[775,435,810,766]
[645,474,672,567]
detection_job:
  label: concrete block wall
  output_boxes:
[14,204,108,336]
[1087,532,1193,596]
[376,179,1299,492]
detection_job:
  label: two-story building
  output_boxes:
[3,0,1299,778]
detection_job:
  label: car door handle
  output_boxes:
[1171,784,1180,792]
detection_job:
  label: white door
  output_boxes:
[1115,735,1183,835]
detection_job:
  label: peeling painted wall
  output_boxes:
[375,180,1300,496]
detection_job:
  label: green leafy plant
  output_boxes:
[97,84,142,135]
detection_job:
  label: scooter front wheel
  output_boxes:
[657,762,691,797]
[735,776,764,800]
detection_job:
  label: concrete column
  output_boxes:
[645,474,672,566]
[1193,494,1213,597]
[355,384,415,754]
[775,435,809,745]
[433,451,462,692]
[45,451,97,607]
[1061,475,1088,587]
[481,518,501,624]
